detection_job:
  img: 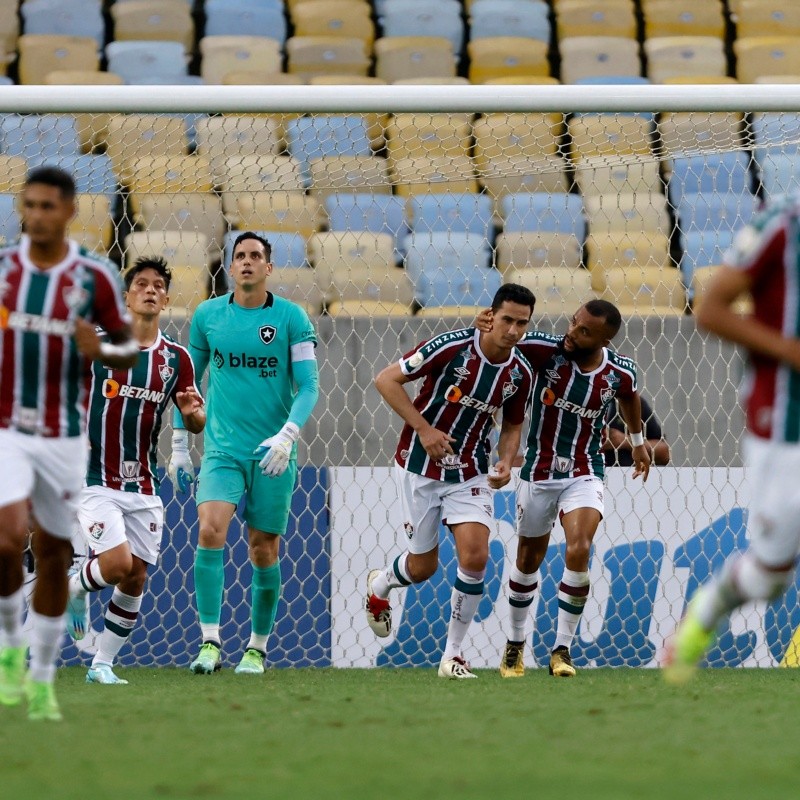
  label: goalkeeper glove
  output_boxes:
[167,430,195,494]
[254,422,300,478]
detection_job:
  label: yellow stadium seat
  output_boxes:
[327,299,413,316]
[103,114,188,174]
[481,75,560,85]
[222,71,304,85]
[568,115,654,162]
[643,2,726,39]
[556,1,638,40]
[495,232,584,276]
[0,9,18,59]
[600,265,687,315]
[478,154,571,202]
[558,36,641,83]
[124,231,211,270]
[0,156,27,192]
[292,1,375,46]
[415,305,484,319]
[573,156,663,196]
[269,267,326,316]
[644,36,727,83]
[753,73,800,83]
[162,265,211,319]
[473,113,563,166]
[18,35,98,84]
[324,262,413,311]
[584,192,671,236]
[692,264,753,314]
[69,194,114,255]
[309,78,388,147]
[393,76,469,85]
[221,155,306,218]
[287,36,370,79]
[122,156,214,214]
[386,113,473,160]
[734,36,800,82]
[736,2,800,38]
[502,266,595,316]
[309,231,398,296]
[307,155,392,199]
[134,194,227,256]
[585,232,671,289]
[661,75,739,85]
[234,193,322,237]
[111,1,194,49]
[467,37,549,83]
[375,36,455,82]
[200,36,282,85]
[657,111,745,158]
[389,155,478,196]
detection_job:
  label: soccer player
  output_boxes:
[665,194,800,683]
[0,167,137,720]
[65,256,205,684]
[488,300,651,678]
[179,232,319,675]
[365,284,536,679]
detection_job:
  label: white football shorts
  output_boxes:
[516,475,605,539]
[0,428,86,538]
[394,464,495,554]
[77,485,164,565]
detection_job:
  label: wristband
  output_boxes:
[99,339,138,360]
[630,431,645,447]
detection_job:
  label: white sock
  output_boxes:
[0,586,25,648]
[75,557,110,597]
[442,567,485,662]
[507,567,539,644]
[200,623,220,644]
[553,569,590,651]
[246,634,268,653]
[372,552,413,598]
[27,610,64,683]
[92,589,142,668]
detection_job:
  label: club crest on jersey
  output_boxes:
[88,521,104,540]
[259,325,277,345]
[404,522,414,539]
[62,281,88,311]
[502,381,518,399]
[159,364,174,383]
[600,387,616,403]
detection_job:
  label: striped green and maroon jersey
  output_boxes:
[394,327,534,483]
[516,330,638,481]
[85,330,197,494]
[724,193,800,442]
[0,236,130,438]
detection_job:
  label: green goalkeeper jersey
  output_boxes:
[188,291,317,460]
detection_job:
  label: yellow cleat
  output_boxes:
[663,613,714,686]
[499,641,525,678]
[549,646,576,677]
[26,679,62,722]
[0,645,27,706]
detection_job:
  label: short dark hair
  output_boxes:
[232,232,272,263]
[25,166,76,199]
[124,256,172,291]
[491,283,536,314]
[583,299,622,337]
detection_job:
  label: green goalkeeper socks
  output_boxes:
[194,547,225,626]
[251,562,281,638]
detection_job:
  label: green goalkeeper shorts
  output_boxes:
[196,450,297,535]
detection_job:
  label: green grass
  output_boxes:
[2,667,799,799]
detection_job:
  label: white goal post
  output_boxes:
[3,83,799,669]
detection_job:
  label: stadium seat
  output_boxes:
[221,155,307,219]
[479,154,571,202]
[68,193,114,254]
[473,112,562,165]
[309,231,397,279]
[287,36,371,80]
[407,193,494,237]
[657,112,745,159]
[268,267,326,315]
[679,229,736,296]
[199,36,282,85]
[375,36,456,82]
[204,0,287,44]
[751,111,800,162]
[308,155,392,200]
[380,1,465,54]
[469,0,550,42]
[103,114,188,173]
[574,157,663,196]
[584,192,671,236]
[325,262,414,315]
[163,264,212,318]
[467,37,549,82]
[111,1,194,50]
[692,264,753,314]
[223,230,308,269]
[667,152,753,206]
[223,71,304,86]
[292,1,374,46]
[125,231,211,270]
[0,193,20,246]
[676,192,759,237]
[586,231,671,289]
[0,156,28,191]
[390,155,478,196]
[135,194,227,256]
[735,36,800,82]
[0,9,19,63]
[234,193,322,237]
[309,82,387,148]
[123,155,214,216]
[414,262,502,309]
[327,298,413,316]
[501,266,595,316]
[286,116,373,177]
[500,192,586,241]
[757,152,800,197]
[558,36,641,83]
[482,75,559,86]
[18,35,98,84]
[403,231,491,281]
[643,2,726,38]
[386,113,472,160]
[21,0,105,46]
[736,2,800,38]
[556,1,637,40]
[33,153,117,196]
[495,232,583,274]
[568,114,654,162]
[644,37,727,83]
[0,114,80,161]
[600,265,687,315]
[106,41,188,83]
[325,194,408,243]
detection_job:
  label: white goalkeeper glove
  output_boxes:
[254,422,300,478]
[167,430,195,494]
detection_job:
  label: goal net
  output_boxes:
[5,83,798,669]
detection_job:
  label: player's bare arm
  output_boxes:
[176,387,206,434]
[490,418,523,490]
[74,318,138,369]
[475,307,493,332]
[616,393,651,482]
[696,265,800,370]
[374,362,455,460]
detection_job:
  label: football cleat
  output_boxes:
[365,569,392,638]
[0,645,27,706]
[234,648,266,675]
[438,656,477,680]
[549,646,576,677]
[66,568,89,641]
[26,679,62,722]
[189,641,222,674]
[86,664,129,685]
[499,641,525,678]
[663,610,714,686]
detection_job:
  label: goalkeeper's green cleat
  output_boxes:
[189,641,222,674]
[234,648,266,675]
[26,679,62,722]
[0,645,27,706]
[663,612,714,686]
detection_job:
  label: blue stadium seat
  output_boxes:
[751,112,800,163]
[403,231,492,282]
[676,192,759,236]
[0,78,11,86]
[286,116,372,177]
[500,192,586,242]
[204,0,287,44]
[28,153,118,196]
[0,194,20,246]
[380,0,464,53]
[21,0,105,47]
[758,152,800,198]
[0,114,80,161]
[106,41,188,84]
[679,229,735,298]
[407,193,494,237]
[668,152,752,206]
[415,262,503,308]
[325,193,409,242]
[469,0,550,42]
[223,231,308,270]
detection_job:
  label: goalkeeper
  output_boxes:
[172,232,319,675]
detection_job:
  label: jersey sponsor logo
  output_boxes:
[0,310,73,336]
[540,387,603,419]
[259,325,277,345]
[554,456,575,472]
[471,486,490,497]
[444,385,499,414]
[604,370,620,387]
[406,351,424,369]
[102,378,165,403]
[225,352,279,377]
[437,453,469,470]
[213,348,225,368]
[121,460,142,481]
[157,345,174,363]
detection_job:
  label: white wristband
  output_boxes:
[630,431,645,447]
[99,339,138,360]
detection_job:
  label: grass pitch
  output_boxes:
[2,667,799,800]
